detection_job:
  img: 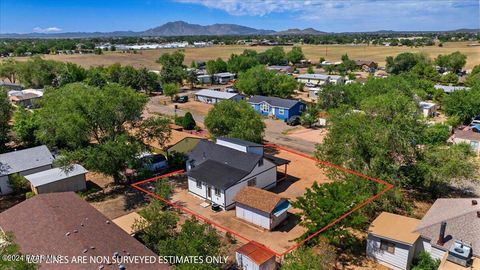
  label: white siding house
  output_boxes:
[25,164,87,194]
[194,89,244,104]
[296,73,345,86]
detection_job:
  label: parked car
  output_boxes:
[225,88,238,93]
[139,153,168,173]
[175,95,188,103]
[286,115,301,126]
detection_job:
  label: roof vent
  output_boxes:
[106,220,110,224]
[73,230,78,233]
[473,200,478,206]
[477,211,480,218]
[90,246,95,250]
[98,265,104,270]
[113,251,119,258]
[65,232,71,236]
[119,264,126,270]
[83,249,88,253]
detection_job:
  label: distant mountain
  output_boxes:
[0,21,477,38]
[276,28,327,35]
[143,21,275,36]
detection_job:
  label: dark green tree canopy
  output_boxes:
[234,65,297,98]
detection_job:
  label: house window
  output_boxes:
[260,103,269,112]
[196,180,202,188]
[380,240,395,254]
[278,108,285,115]
[214,188,221,196]
[247,178,256,186]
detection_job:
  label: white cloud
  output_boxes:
[33,26,62,33]
[176,0,478,30]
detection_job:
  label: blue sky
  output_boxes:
[1,0,479,33]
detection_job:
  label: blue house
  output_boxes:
[248,95,305,121]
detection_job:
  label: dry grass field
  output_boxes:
[14,41,480,70]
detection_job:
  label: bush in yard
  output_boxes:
[412,251,440,270]
[182,112,196,130]
[8,173,30,194]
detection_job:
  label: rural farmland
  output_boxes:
[15,41,480,70]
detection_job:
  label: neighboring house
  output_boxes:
[451,126,480,155]
[248,95,305,121]
[367,198,480,270]
[186,137,289,210]
[355,60,377,72]
[367,212,422,270]
[8,89,44,108]
[0,192,166,270]
[196,74,212,84]
[233,186,290,230]
[266,65,294,74]
[0,145,54,195]
[236,241,277,270]
[418,101,437,118]
[296,73,345,86]
[194,89,244,104]
[25,164,87,194]
[434,84,470,94]
[167,137,203,156]
[213,72,235,84]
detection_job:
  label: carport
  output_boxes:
[264,154,290,182]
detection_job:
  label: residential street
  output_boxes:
[145,96,318,154]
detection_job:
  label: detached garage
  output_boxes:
[25,164,87,194]
[236,241,277,270]
[234,187,290,231]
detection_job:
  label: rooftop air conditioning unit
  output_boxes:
[447,240,473,267]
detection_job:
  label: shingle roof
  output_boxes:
[195,89,239,100]
[415,198,480,256]
[188,160,250,189]
[24,164,87,187]
[248,95,303,109]
[234,187,286,214]
[0,145,54,176]
[0,192,165,270]
[236,241,276,265]
[368,212,420,245]
[217,137,263,147]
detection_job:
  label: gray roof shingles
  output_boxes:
[0,145,54,176]
[248,95,303,109]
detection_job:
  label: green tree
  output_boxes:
[0,232,37,270]
[422,124,450,145]
[157,51,186,84]
[300,105,320,127]
[0,58,21,83]
[57,63,86,87]
[8,173,30,194]
[205,100,265,143]
[435,51,467,72]
[136,116,172,148]
[159,218,222,270]
[227,52,259,74]
[442,86,480,123]
[163,83,179,101]
[257,46,287,65]
[235,65,297,98]
[287,46,305,64]
[17,56,63,88]
[386,52,430,74]
[206,58,227,75]
[13,107,40,147]
[182,112,196,130]
[281,244,335,270]
[136,68,160,94]
[307,66,314,74]
[0,88,12,153]
[440,72,458,84]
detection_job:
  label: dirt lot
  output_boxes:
[286,126,328,144]
[165,147,330,254]
[18,42,479,70]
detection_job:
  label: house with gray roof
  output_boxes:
[248,95,305,121]
[434,84,470,94]
[367,198,480,270]
[0,145,54,195]
[186,137,289,210]
[25,164,88,194]
[296,73,345,86]
[194,89,244,104]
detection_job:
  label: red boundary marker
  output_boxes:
[131,143,395,257]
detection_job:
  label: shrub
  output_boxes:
[412,251,440,270]
[181,112,196,130]
[9,173,30,194]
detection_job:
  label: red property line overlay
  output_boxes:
[131,143,395,257]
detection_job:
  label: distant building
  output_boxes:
[196,74,212,84]
[0,145,54,195]
[194,89,244,104]
[248,95,305,121]
[418,101,437,118]
[266,65,294,74]
[296,73,344,86]
[8,89,44,108]
[213,72,235,84]
[307,87,322,101]
[451,126,480,155]
[355,60,377,72]
[434,84,469,94]
[236,241,277,270]
[0,81,23,90]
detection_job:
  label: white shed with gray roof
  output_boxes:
[0,145,54,195]
[25,164,88,194]
[194,89,244,104]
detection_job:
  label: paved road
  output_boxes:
[145,97,317,155]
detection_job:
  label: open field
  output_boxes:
[14,41,480,70]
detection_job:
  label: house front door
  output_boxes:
[207,186,212,200]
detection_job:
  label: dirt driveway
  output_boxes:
[286,126,328,144]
